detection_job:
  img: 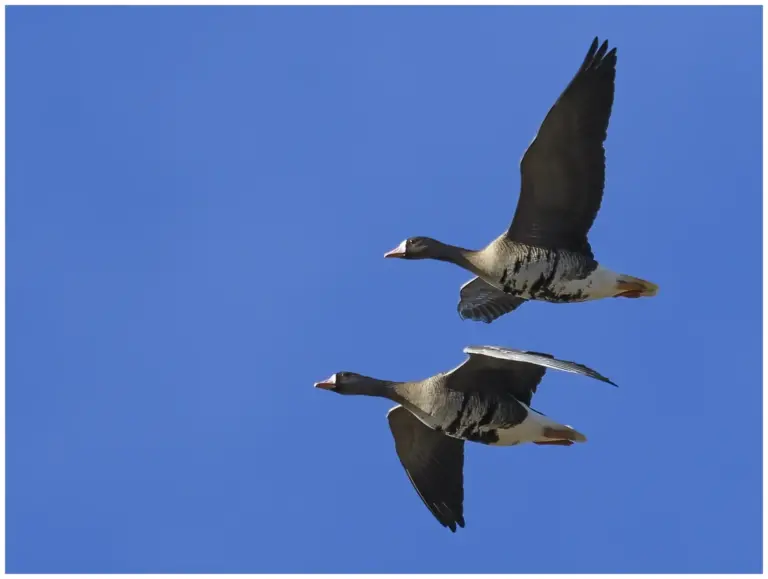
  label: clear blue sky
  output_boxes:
[7,6,762,573]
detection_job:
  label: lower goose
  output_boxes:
[315,345,616,532]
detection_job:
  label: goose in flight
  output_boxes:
[384,38,657,323]
[314,345,616,532]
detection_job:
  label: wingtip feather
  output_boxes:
[590,370,618,388]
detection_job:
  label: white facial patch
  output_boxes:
[384,239,409,258]
[314,373,337,388]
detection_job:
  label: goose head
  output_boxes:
[314,372,381,396]
[384,237,447,260]
[314,372,402,400]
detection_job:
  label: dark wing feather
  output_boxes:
[444,345,617,407]
[445,349,549,406]
[458,277,527,323]
[507,37,618,256]
[387,406,465,532]
[463,345,618,387]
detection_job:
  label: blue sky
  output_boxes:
[6,5,762,573]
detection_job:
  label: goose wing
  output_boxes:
[387,405,465,532]
[445,345,616,406]
[457,277,527,323]
[464,345,617,386]
[507,38,618,257]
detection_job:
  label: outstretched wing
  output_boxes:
[463,345,618,387]
[507,38,618,256]
[387,406,466,532]
[443,345,616,407]
[444,349,549,406]
[458,277,527,323]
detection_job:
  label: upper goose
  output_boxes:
[384,38,658,323]
[315,345,616,532]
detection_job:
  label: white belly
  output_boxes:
[548,265,622,300]
[494,261,622,302]
[491,406,570,447]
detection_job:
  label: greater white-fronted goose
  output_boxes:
[315,346,616,532]
[384,38,658,323]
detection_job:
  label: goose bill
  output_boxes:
[314,374,337,389]
[384,240,407,258]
